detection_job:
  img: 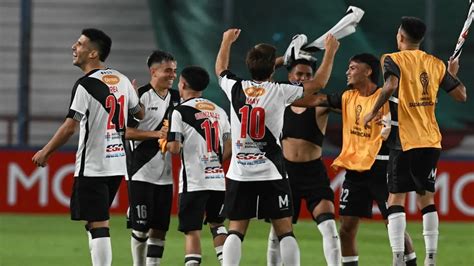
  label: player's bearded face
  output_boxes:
[288,64,313,84]
[152,61,177,89]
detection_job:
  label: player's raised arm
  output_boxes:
[215,28,241,76]
[446,58,467,102]
[302,34,339,95]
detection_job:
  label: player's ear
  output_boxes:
[89,49,99,60]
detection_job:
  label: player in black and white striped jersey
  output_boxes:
[215,28,339,266]
[167,66,231,266]
[32,28,143,266]
[125,50,180,266]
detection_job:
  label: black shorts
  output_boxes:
[222,178,293,220]
[286,158,334,223]
[70,176,122,221]
[339,160,389,219]
[127,181,173,232]
[178,190,225,233]
[388,148,440,193]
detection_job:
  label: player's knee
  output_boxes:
[277,231,296,242]
[210,225,228,239]
[132,229,148,243]
[313,212,335,225]
[228,230,245,242]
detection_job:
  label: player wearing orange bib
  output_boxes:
[364,17,467,266]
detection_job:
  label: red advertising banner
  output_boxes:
[1,150,473,221]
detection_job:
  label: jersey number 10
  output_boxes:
[239,106,265,139]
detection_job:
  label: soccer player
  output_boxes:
[125,50,180,266]
[363,17,467,266]
[215,28,339,266]
[32,28,143,266]
[266,58,341,266]
[305,53,417,266]
[167,66,232,265]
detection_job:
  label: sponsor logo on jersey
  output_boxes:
[195,102,216,111]
[102,74,120,85]
[236,152,266,166]
[105,143,125,158]
[204,166,225,179]
[244,86,266,97]
[106,144,124,152]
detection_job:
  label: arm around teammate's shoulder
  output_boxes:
[302,35,339,96]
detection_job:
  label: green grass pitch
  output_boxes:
[0,214,473,265]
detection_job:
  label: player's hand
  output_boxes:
[374,111,383,126]
[363,111,376,129]
[222,29,241,44]
[32,150,49,167]
[447,57,460,76]
[156,126,168,139]
[158,139,168,154]
[324,34,340,55]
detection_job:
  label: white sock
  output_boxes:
[423,211,438,265]
[223,234,242,266]
[215,245,224,264]
[388,212,406,253]
[267,226,281,266]
[146,237,165,266]
[279,235,300,266]
[131,230,148,266]
[185,253,202,265]
[404,252,416,262]
[317,219,342,266]
[90,237,112,266]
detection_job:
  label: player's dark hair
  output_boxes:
[81,28,112,62]
[287,58,317,72]
[181,66,210,91]
[146,50,175,68]
[246,43,276,81]
[400,16,426,43]
[349,53,380,85]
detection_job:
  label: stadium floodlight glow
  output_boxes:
[303,6,365,52]
[451,0,474,59]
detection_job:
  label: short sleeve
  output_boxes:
[327,92,343,109]
[383,56,401,80]
[66,84,90,121]
[279,83,304,106]
[218,70,240,98]
[167,109,183,142]
[439,70,461,93]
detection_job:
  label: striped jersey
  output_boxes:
[127,84,180,185]
[218,70,304,181]
[168,97,230,193]
[67,68,141,177]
